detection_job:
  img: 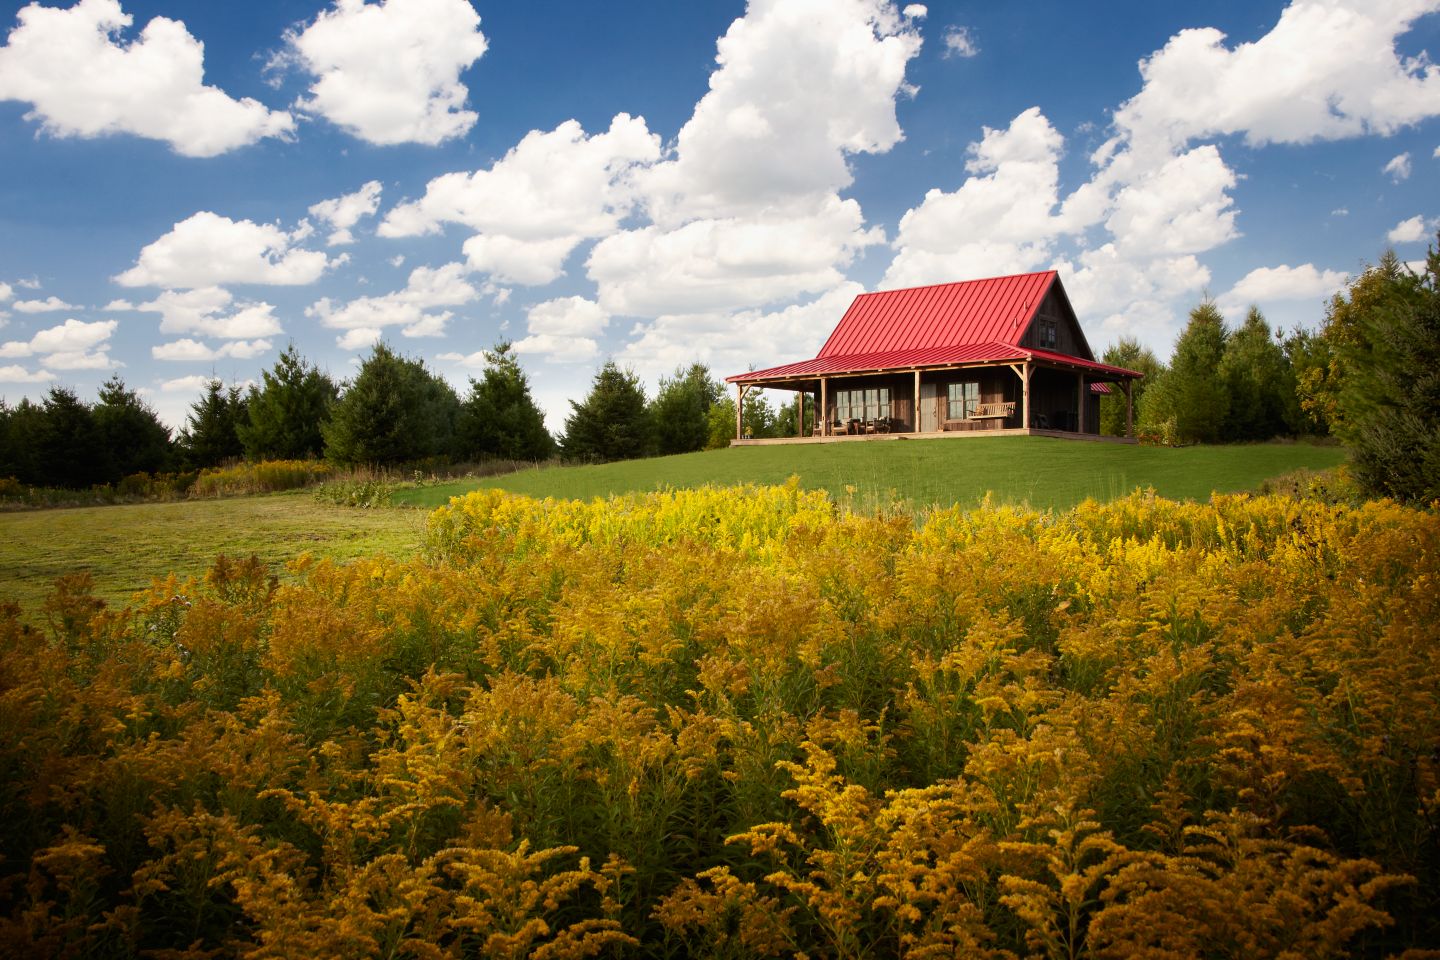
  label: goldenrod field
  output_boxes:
[1,482,1436,957]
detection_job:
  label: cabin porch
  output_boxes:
[730,360,1137,445]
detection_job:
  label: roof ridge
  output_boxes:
[852,270,1058,299]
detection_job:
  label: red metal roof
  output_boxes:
[728,342,1143,384]
[817,270,1057,357]
[726,271,1144,385]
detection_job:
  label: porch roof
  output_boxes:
[725,342,1144,386]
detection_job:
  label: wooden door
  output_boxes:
[920,382,938,433]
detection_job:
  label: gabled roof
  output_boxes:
[818,270,1058,357]
[728,343,1142,385]
[727,271,1143,385]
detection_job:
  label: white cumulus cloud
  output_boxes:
[1217,263,1348,313]
[115,211,333,288]
[381,114,661,285]
[0,0,294,156]
[639,0,921,225]
[278,0,488,146]
[1388,214,1437,244]
[620,282,866,385]
[307,261,474,338]
[0,364,55,383]
[884,107,1068,289]
[591,195,881,317]
[159,373,216,393]
[151,337,272,361]
[510,296,609,363]
[308,180,383,245]
[1101,0,1440,166]
[0,317,119,369]
[13,296,77,313]
[127,287,284,339]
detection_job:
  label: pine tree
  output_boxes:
[455,343,555,462]
[1333,242,1440,503]
[1140,301,1230,444]
[93,376,173,481]
[649,363,721,455]
[180,379,247,468]
[34,387,103,488]
[1219,307,1296,441]
[239,345,338,461]
[561,361,651,462]
[323,343,460,465]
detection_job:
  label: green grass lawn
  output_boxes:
[0,491,425,615]
[397,436,1349,513]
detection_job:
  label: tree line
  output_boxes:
[1102,243,1438,502]
[3,242,1436,503]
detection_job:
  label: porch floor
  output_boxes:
[729,428,1137,446]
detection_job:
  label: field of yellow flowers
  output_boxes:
[1,481,1436,958]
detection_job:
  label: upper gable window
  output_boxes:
[1036,318,1057,349]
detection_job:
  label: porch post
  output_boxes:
[913,369,921,433]
[820,377,829,437]
[1076,372,1084,434]
[1124,379,1134,438]
[796,390,803,438]
[735,383,743,441]
[1022,362,1031,430]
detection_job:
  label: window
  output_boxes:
[947,381,979,420]
[1036,317,1057,349]
[835,387,889,422]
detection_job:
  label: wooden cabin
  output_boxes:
[726,271,1143,444]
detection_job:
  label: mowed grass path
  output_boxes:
[398,436,1348,512]
[0,492,425,615]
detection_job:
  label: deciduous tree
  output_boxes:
[1098,338,1162,437]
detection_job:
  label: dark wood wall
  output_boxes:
[810,364,1106,434]
[1018,287,1091,359]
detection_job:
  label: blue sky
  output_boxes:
[1,0,1437,433]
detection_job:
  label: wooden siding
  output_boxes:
[1018,287,1090,359]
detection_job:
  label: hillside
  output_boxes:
[397,436,1348,512]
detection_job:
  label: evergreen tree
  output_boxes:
[649,363,721,455]
[34,387,102,488]
[180,379,247,468]
[1,398,47,484]
[323,343,460,465]
[560,361,651,462]
[455,343,555,462]
[239,345,338,461]
[1098,338,1162,437]
[93,375,173,481]
[1218,307,1297,441]
[1139,301,1230,444]
[1331,242,1440,503]
[1298,251,1420,442]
